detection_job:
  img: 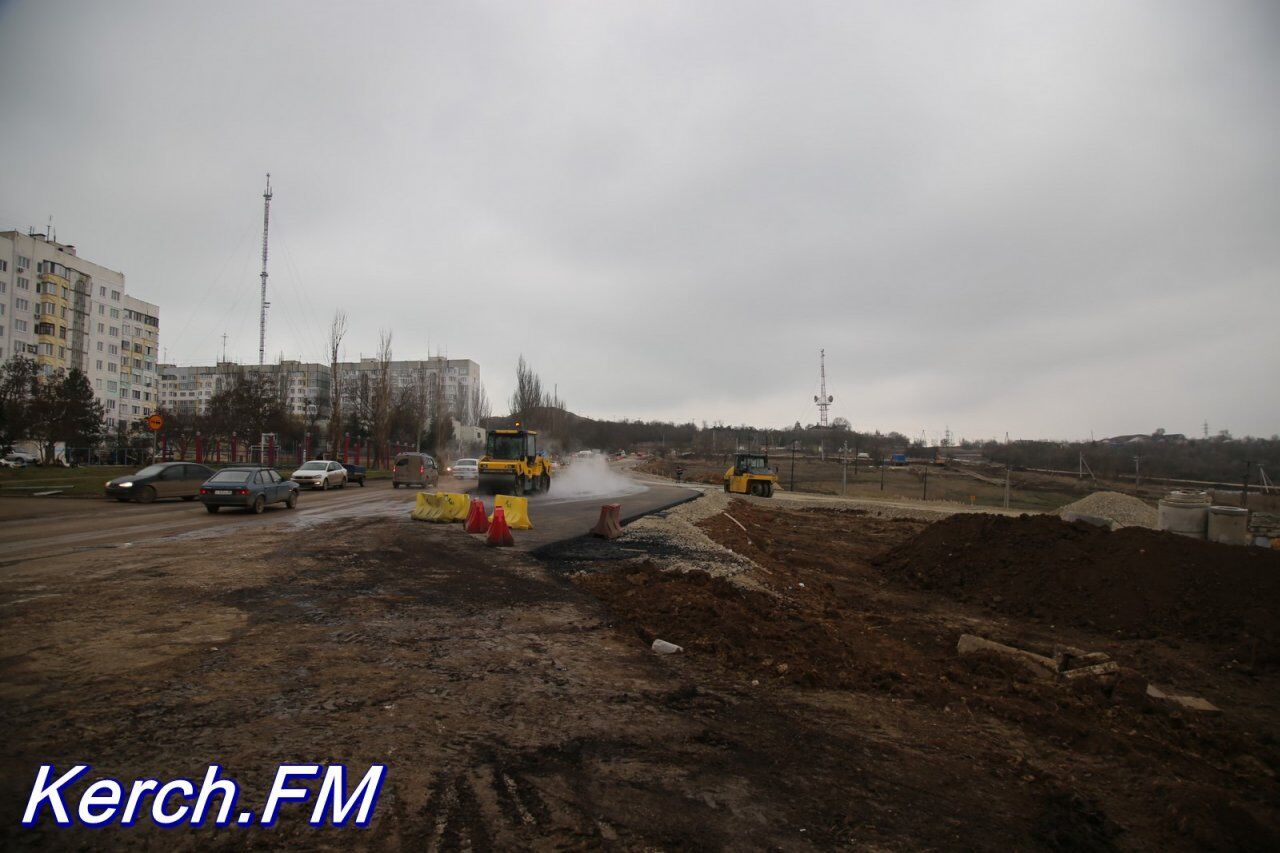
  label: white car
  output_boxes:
[290,460,348,490]
[448,458,479,479]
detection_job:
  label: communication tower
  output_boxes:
[813,349,833,427]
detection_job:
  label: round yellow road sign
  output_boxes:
[147,413,164,431]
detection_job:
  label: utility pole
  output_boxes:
[1243,460,1252,508]
[258,174,273,366]
[922,467,928,501]
[840,442,849,495]
[1133,455,1141,487]
[790,441,797,493]
[1004,464,1011,509]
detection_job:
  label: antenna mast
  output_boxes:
[813,348,833,427]
[258,173,273,366]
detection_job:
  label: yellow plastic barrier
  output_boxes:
[438,492,470,522]
[490,494,533,530]
[411,492,471,523]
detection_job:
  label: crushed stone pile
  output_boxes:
[1058,491,1157,529]
[875,513,1280,662]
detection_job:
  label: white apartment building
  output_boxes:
[0,230,160,430]
[159,357,481,425]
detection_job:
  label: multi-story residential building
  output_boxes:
[0,230,160,430]
[159,357,481,426]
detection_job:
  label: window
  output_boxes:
[132,406,139,415]
[132,390,140,400]
[38,343,53,356]
[17,255,30,269]
[99,286,105,296]
[16,277,29,289]
[97,341,103,351]
[0,282,5,293]
[109,308,119,319]
[0,259,6,271]
[111,291,120,301]
[58,346,65,359]
[109,326,118,337]
[107,399,115,410]
[98,304,104,315]
[96,360,103,370]
[109,344,118,355]
[107,380,117,392]
[108,362,116,372]
[13,319,26,332]
[15,298,28,311]
[0,326,4,337]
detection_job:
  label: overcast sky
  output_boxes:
[1,0,1276,440]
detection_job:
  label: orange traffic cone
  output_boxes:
[464,498,490,534]
[486,506,514,547]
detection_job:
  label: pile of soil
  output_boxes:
[574,561,902,690]
[876,513,1280,661]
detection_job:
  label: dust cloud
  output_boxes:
[551,455,644,500]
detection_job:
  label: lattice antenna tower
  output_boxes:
[813,348,833,427]
[258,173,273,366]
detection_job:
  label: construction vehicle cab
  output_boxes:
[479,427,553,496]
[724,453,777,497]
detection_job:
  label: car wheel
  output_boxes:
[541,474,550,493]
[358,478,365,487]
[392,482,398,489]
[138,485,157,504]
[251,495,266,514]
[205,504,220,514]
[321,478,329,491]
[286,491,298,509]
[181,495,195,501]
[723,481,731,493]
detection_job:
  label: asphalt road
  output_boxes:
[0,472,698,566]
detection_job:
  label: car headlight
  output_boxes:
[119,482,133,488]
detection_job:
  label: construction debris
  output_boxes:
[651,639,683,655]
[1146,683,1222,715]
[956,634,1058,679]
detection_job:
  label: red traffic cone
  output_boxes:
[486,506,514,547]
[464,498,490,534]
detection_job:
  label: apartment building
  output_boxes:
[0,230,160,430]
[159,357,479,425]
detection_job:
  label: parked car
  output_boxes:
[342,462,366,486]
[290,459,348,490]
[199,467,299,514]
[447,458,479,480]
[104,462,215,503]
[5,450,40,466]
[392,452,439,489]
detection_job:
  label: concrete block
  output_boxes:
[1146,683,1221,715]
[956,634,1058,679]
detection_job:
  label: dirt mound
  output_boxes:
[876,513,1280,661]
[1058,491,1157,528]
[574,562,901,690]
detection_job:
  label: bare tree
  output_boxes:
[509,355,544,423]
[370,330,394,467]
[326,310,347,455]
[462,381,491,425]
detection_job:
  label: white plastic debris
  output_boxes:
[651,639,683,655]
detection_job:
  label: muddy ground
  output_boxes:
[2,498,1278,849]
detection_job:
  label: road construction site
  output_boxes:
[2,460,1278,848]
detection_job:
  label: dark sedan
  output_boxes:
[105,462,215,503]
[198,467,299,514]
